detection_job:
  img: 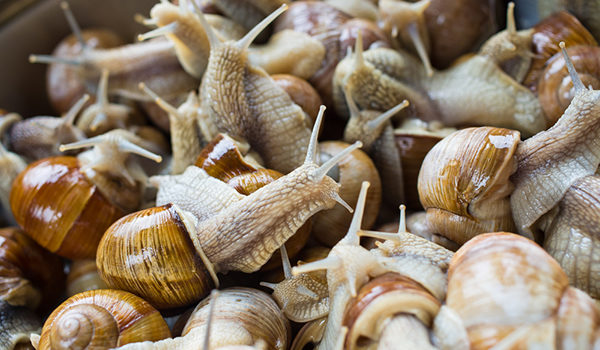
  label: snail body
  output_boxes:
[198,4,314,173]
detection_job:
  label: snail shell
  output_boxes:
[418,127,519,246]
[10,156,125,259]
[37,289,170,350]
[0,227,65,311]
[96,204,216,309]
[523,11,597,94]
[538,45,600,126]
[66,260,108,297]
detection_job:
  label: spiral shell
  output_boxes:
[38,289,170,350]
[10,156,125,259]
[96,204,215,309]
[418,127,519,245]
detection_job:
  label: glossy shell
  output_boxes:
[38,289,170,350]
[96,204,215,309]
[66,259,108,297]
[418,127,519,245]
[10,156,124,259]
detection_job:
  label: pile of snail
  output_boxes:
[2,0,600,349]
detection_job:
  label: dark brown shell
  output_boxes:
[0,227,65,312]
[10,156,125,259]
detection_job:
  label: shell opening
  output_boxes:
[235,4,288,51]
[137,21,178,41]
[559,42,586,92]
[313,141,362,181]
[60,1,86,50]
[305,105,326,165]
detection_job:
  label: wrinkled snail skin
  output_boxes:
[544,175,600,300]
[0,228,65,312]
[511,65,600,240]
[433,232,600,350]
[0,300,41,350]
[418,127,519,246]
[198,5,314,174]
[37,289,171,350]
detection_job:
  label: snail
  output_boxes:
[0,300,41,350]
[197,4,315,174]
[45,2,124,114]
[324,0,378,21]
[433,232,600,349]
[8,94,88,161]
[522,11,597,96]
[334,4,547,138]
[10,129,162,259]
[536,0,600,41]
[36,289,171,350]
[292,182,448,349]
[311,141,382,247]
[114,288,289,350]
[342,81,409,206]
[271,74,323,121]
[97,106,362,309]
[418,127,519,246]
[0,114,26,223]
[29,1,199,104]
[0,227,65,312]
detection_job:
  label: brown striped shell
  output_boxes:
[38,289,170,350]
[96,204,215,310]
[10,156,125,259]
[418,127,519,246]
